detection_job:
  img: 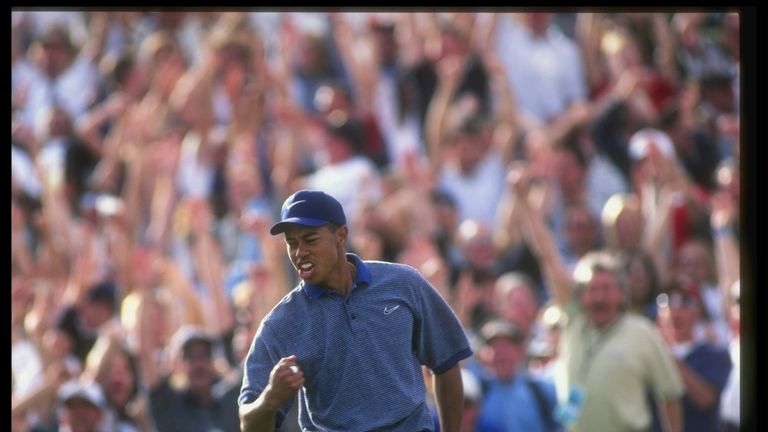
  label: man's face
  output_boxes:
[657,293,700,341]
[482,335,526,382]
[678,242,711,284]
[564,208,597,255]
[495,285,538,336]
[181,341,215,392]
[580,270,624,329]
[284,224,345,286]
[62,399,102,432]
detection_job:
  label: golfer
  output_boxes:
[239,189,471,431]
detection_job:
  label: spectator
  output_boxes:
[55,281,120,365]
[583,15,679,183]
[18,17,104,137]
[432,116,509,228]
[654,281,732,432]
[560,204,602,270]
[657,101,723,194]
[55,378,109,432]
[492,13,587,128]
[511,172,684,432]
[76,50,148,155]
[473,319,562,432]
[410,14,492,130]
[425,45,518,229]
[547,127,628,256]
[527,304,565,379]
[149,326,241,432]
[675,238,730,346]
[36,103,100,217]
[451,219,503,333]
[312,80,388,169]
[719,280,740,432]
[294,116,384,224]
[365,14,427,174]
[671,13,737,82]
[620,249,663,320]
[282,14,353,116]
[82,330,156,432]
[491,272,542,339]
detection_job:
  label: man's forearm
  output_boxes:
[658,396,682,432]
[432,364,464,432]
[239,394,280,432]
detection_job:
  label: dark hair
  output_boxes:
[698,72,734,92]
[325,117,366,155]
[619,249,661,304]
[558,125,588,169]
[455,115,488,138]
[112,52,136,87]
[85,281,118,312]
[431,189,457,208]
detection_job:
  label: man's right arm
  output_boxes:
[240,355,304,432]
[657,396,682,432]
[239,393,282,432]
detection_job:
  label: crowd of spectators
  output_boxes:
[11,10,745,432]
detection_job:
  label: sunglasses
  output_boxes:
[656,293,697,309]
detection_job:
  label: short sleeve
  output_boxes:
[239,324,293,428]
[643,325,685,401]
[411,270,472,373]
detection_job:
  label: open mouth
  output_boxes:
[298,261,315,279]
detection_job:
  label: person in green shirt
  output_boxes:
[511,168,684,432]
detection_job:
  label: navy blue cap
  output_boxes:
[86,281,117,310]
[269,190,347,235]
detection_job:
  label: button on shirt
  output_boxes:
[239,254,472,431]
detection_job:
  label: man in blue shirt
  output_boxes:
[239,189,472,431]
[472,319,562,432]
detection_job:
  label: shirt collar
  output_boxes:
[301,253,370,299]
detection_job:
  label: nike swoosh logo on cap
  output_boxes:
[286,200,307,210]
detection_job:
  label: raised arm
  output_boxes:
[657,396,683,432]
[483,51,520,165]
[575,12,606,96]
[649,13,679,86]
[511,166,575,307]
[424,54,463,172]
[187,198,236,339]
[709,191,740,321]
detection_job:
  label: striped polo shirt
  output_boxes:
[239,253,472,431]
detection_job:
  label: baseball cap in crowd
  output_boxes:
[171,325,216,358]
[269,190,346,235]
[58,379,106,410]
[86,281,117,310]
[628,128,676,161]
[479,319,526,345]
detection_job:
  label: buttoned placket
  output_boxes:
[343,282,361,333]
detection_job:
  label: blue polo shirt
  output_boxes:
[239,254,472,431]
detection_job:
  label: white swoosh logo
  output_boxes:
[286,200,307,210]
[383,305,400,315]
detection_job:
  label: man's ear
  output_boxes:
[336,225,349,246]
